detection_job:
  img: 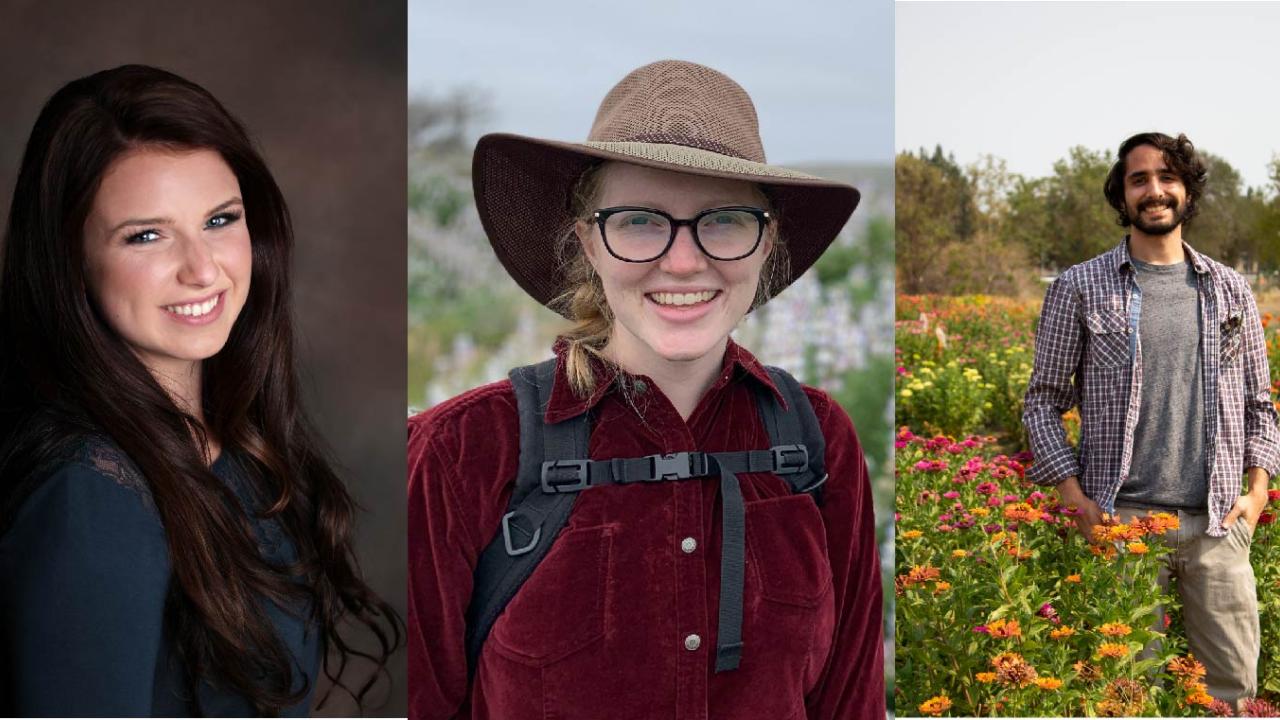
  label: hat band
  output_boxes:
[612,133,755,162]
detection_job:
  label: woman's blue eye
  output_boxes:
[207,211,242,229]
[126,229,161,245]
[626,215,652,225]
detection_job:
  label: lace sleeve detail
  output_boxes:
[74,435,154,509]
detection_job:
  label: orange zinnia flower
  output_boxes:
[1099,623,1132,638]
[1168,655,1207,682]
[1064,574,1082,583]
[1096,642,1129,659]
[1126,541,1149,554]
[902,530,923,540]
[975,672,996,683]
[1050,627,1076,640]
[987,618,1021,639]
[1035,677,1063,691]
[919,694,952,716]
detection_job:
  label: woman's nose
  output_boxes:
[176,234,219,287]
[660,225,706,274]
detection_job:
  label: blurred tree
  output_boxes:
[1000,146,1114,270]
[896,151,971,293]
[1186,152,1250,266]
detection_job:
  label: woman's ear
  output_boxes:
[576,219,601,271]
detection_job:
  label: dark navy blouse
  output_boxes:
[0,438,320,716]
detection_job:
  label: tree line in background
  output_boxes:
[897,146,1280,296]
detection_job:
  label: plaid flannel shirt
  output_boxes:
[1023,240,1280,537]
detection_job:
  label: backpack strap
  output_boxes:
[463,358,588,676]
[758,366,828,505]
[464,361,828,677]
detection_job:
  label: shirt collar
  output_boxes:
[1113,236,1210,275]
[543,337,787,424]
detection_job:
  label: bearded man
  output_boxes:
[1022,131,1280,706]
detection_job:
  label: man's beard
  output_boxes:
[1130,196,1187,235]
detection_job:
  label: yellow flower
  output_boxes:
[900,388,914,398]
[1096,642,1129,659]
[919,694,952,716]
[1035,677,1063,691]
[951,549,969,559]
[975,672,997,683]
[902,530,923,540]
[933,581,952,594]
[1099,623,1132,638]
[971,507,991,517]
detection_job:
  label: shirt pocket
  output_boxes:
[489,523,614,666]
[1220,309,1244,367]
[1084,309,1130,370]
[744,494,836,697]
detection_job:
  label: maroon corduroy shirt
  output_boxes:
[408,340,884,719]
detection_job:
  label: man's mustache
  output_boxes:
[1138,196,1177,212]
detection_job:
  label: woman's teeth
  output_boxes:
[649,290,717,307]
[165,294,220,317]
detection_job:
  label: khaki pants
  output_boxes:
[1113,506,1259,704]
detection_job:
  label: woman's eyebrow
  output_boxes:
[107,197,243,235]
[205,196,243,215]
[109,215,173,234]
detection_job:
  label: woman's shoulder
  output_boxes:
[408,378,518,454]
[1,433,169,585]
[4,434,160,541]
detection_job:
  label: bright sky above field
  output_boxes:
[897,2,1280,191]
[408,0,894,166]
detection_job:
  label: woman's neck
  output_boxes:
[146,359,219,462]
[604,335,728,421]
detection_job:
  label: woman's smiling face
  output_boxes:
[82,146,252,379]
[577,162,772,368]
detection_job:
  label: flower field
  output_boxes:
[895,294,1280,716]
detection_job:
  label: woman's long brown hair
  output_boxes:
[0,65,401,715]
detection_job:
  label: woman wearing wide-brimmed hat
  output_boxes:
[409,60,883,720]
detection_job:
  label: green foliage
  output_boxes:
[895,434,1214,717]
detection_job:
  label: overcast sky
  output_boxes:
[409,0,894,166]
[897,2,1280,190]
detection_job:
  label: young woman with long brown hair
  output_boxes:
[0,65,400,716]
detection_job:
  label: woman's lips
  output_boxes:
[162,290,225,326]
[645,289,721,323]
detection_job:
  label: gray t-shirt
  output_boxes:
[1115,258,1208,510]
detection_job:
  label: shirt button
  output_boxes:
[684,634,702,651]
[634,380,648,393]
[681,537,697,554]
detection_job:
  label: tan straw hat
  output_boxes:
[472,59,860,311]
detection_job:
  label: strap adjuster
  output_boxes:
[646,451,708,481]
[771,444,809,475]
[540,459,590,493]
[501,511,541,556]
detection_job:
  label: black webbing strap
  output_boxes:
[464,359,584,676]
[761,367,828,504]
[465,362,823,676]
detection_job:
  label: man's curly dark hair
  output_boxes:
[1102,132,1208,228]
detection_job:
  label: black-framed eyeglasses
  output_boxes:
[593,206,770,263]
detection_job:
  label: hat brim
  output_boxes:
[472,132,860,314]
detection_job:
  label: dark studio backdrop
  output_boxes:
[0,1,408,715]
